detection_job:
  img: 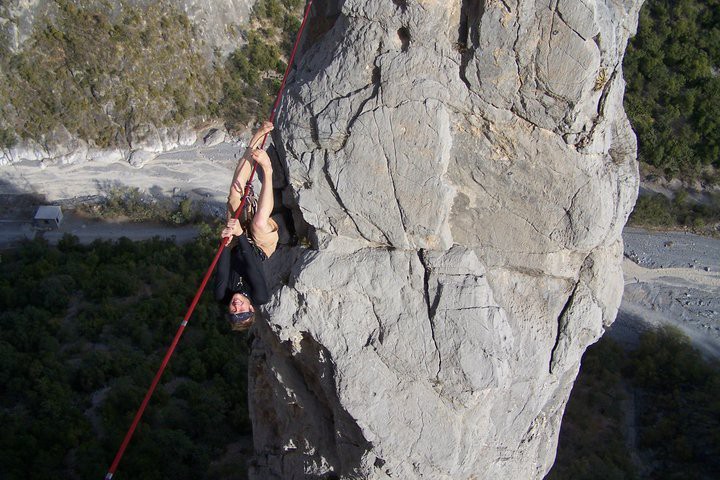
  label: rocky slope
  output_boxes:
[0,0,253,168]
[0,0,252,55]
[251,1,643,479]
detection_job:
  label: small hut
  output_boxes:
[34,205,63,228]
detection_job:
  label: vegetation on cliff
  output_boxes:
[0,0,220,150]
[0,233,252,479]
[76,186,200,225]
[219,0,304,131]
[629,190,720,231]
[0,0,304,151]
[548,327,720,479]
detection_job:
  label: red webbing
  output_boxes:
[104,1,314,478]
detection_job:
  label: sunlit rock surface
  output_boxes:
[251,0,643,479]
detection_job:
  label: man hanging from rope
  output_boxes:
[214,121,279,331]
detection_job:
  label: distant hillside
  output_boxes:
[0,0,302,154]
[0,0,252,55]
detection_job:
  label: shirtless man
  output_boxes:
[214,122,279,331]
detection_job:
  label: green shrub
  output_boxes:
[170,197,197,224]
[629,190,720,231]
[624,0,720,181]
[0,234,250,479]
[0,127,16,150]
[76,186,183,223]
[628,193,675,226]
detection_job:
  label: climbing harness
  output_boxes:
[103,1,315,478]
[239,182,258,228]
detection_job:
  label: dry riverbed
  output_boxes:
[613,228,720,358]
[0,141,248,246]
[0,141,242,207]
[2,149,719,357]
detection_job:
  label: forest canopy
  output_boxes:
[548,328,720,479]
[624,0,720,181]
[0,232,253,480]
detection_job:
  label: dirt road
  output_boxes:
[0,213,201,247]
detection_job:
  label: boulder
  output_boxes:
[57,139,89,165]
[178,122,198,147]
[203,127,228,147]
[127,150,156,168]
[131,123,164,153]
[88,148,125,164]
[9,139,45,162]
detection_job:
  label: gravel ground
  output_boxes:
[623,227,720,271]
[0,141,244,205]
[610,228,720,359]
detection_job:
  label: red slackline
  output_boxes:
[104,1,315,478]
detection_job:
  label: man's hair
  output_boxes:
[227,311,255,332]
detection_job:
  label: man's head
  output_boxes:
[227,293,255,331]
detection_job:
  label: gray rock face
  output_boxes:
[250,1,642,479]
[0,123,200,167]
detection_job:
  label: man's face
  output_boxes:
[229,293,254,314]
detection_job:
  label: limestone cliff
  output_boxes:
[251,0,642,478]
